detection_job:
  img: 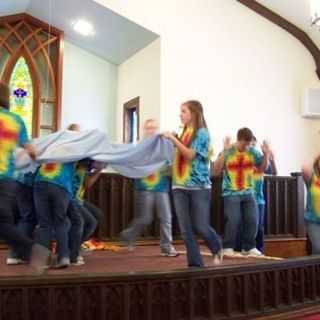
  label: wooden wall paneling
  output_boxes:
[2,257,320,319]
[87,173,305,244]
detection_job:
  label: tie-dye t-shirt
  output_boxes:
[35,162,76,194]
[305,174,320,224]
[222,146,263,196]
[14,171,34,187]
[135,170,170,192]
[0,107,29,180]
[253,167,265,205]
[72,163,88,203]
[172,127,211,188]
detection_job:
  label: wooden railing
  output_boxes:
[87,173,306,241]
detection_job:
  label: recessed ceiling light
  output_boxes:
[72,19,95,36]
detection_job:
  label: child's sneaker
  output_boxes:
[71,256,85,266]
[54,257,70,269]
[29,244,51,274]
[242,248,263,257]
[6,258,26,265]
[212,250,223,266]
[120,232,135,252]
[223,248,235,257]
[161,247,179,257]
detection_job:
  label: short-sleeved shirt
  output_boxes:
[172,127,211,188]
[222,146,263,197]
[35,162,76,194]
[72,163,88,203]
[305,174,320,224]
[0,107,29,180]
[135,170,170,192]
[253,167,265,205]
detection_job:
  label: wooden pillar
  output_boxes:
[291,173,306,238]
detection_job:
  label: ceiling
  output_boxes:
[0,0,159,65]
[1,0,318,64]
[257,0,320,47]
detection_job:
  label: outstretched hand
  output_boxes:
[261,140,271,157]
[223,136,232,151]
[162,131,176,141]
[302,162,313,180]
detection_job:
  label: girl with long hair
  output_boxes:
[163,100,222,267]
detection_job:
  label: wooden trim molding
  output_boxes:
[1,255,320,320]
[237,0,320,80]
[0,13,64,136]
[123,96,140,143]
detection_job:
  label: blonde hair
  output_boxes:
[144,119,158,127]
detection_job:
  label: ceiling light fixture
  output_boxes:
[72,19,95,36]
[311,0,320,27]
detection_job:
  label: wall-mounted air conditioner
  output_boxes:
[302,88,320,118]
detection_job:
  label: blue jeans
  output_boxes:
[173,188,222,267]
[17,184,37,236]
[83,201,102,223]
[0,179,34,260]
[121,191,174,253]
[34,182,70,260]
[306,222,320,255]
[67,200,84,262]
[235,203,265,253]
[79,203,98,242]
[256,204,265,252]
[10,183,37,259]
[223,193,258,251]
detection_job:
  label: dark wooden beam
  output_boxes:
[237,0,320,80]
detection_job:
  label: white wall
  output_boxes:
[94,0,320,175]
[116,38,160,141]
[62,41,117,140]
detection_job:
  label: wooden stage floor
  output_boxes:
[0,245,283,277]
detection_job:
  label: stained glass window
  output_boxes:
[9,57,34,136]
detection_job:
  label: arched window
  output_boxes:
[0,14,63,137]
[9,57,34,136]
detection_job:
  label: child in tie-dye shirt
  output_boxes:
[68,158,104,265]
[163,101,222,267]
[214,128,270,257]
[121,119,178,257]
[34,162,76,268]
[251,137,277,253]
[66,124,104,266]
[0,82,49,272]
[302,156,320,255]
[7,171,37,265]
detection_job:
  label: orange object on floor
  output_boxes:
[81,239,121,251]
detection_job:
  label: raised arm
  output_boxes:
[301,163,313,184]
[23,143,37,161]
[162,132,196,161]
[258,140,271,173]
[213,136,232,177]
[269,151,278,176]
[213,152,225,177]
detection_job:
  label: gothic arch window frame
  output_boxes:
[2,49,40,137]
[0,13,64,137]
